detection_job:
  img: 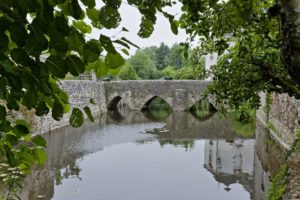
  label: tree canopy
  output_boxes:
[178,0,300,111]
[0,0,299,198]
[0,0,179,197]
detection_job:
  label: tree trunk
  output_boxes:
[279,0,300,86]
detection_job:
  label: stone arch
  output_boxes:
[188,98,218,113]
[107,96,122,111]
[141,95,172,111]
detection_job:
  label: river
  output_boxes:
[18,111,284,200]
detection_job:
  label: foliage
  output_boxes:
[155,42,170,70]
[0,0,179,197]
[179,0,300,111]
[118,64,139,80]
[267,164,288,200]
[190,99,216,119]
[126,50,162,79]
[173,65,204,80]
[162,66,176,77]
[166,43,186,69]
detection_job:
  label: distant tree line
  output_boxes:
[116,43,206,80]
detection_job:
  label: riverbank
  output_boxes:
[257,92,300,200]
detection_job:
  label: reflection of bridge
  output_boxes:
[19,112,250,200]
[104,80,213,111]
[204,139,255,197]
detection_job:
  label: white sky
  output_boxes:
[87,1,188,55]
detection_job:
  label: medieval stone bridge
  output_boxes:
[32,80,214,134]
[103,80,213,111]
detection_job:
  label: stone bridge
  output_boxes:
[103,80,213,111]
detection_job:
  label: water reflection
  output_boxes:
[18,112,277,200]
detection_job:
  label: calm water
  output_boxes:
[19,112,274,200]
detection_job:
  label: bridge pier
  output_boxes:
[173,89,189,111]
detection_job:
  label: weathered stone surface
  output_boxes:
[103,80,212,111]
[257,92,299,148]
[23,81,106,135]
[257,92,300,200]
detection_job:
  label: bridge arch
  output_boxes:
[141,95,172,111]
[107,96,122,111]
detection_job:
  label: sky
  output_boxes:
[87,1,188,55]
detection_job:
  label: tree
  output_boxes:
[178,0,300,112]
[155,42,170,70]
[127,50,162,79]
[118,64,139,80]
[0,0,179,197]
[167,43,186,69]
[0,0,299,197]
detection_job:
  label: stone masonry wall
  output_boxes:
[257,92,300,148]
[27,81,106,135]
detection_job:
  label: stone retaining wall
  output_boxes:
[257,92,300,148]
[26,81,106,135]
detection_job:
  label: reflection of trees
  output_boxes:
[56,161,82,186]
[159,139,195,151]
[190,99,217,120]
[142,109,171,121]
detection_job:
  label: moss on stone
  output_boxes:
[264,92,272,121]
[267,164,288,200]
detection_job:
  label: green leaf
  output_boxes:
[52,100,64,121]
[0,33,9,53]
[121,37,140,49]
[100,34,117,54]
[86,8,99,22]
[121,48,129,56]
[66,29,85,54]
[0,120,11,132]
[14,124,30,136]
[138,17,154,38]
[4,145,18,167]
[10,48,34,66]
[83,106,94,122]
[0,59,16,74]
[19,151,35,164]
[99,6,121,29]
[122,27,129,32]
[25,30,48,56]
[62,0,84,20]
[169,19,178,35]
[9,23,27,47]
[80,0,95,8]
[5,134,18,146]
[69,108,84,127]
[0,105,6,120]
[35,101,49,116]
[46,56,68,78]
[105,53,125,69]
[22,88,38,109]
[49,0,66,6]
[32,135,47,147]
[103,0,121,9]
[83,39,102,63]
[94,59,108,77]
[127,0,143,6]
[73,20,92,33]
[34,148,47,165]
[113,40,130,49]
[66,55,85,76]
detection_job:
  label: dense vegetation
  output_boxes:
[104,42,206,80]
[0,0,299,198]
